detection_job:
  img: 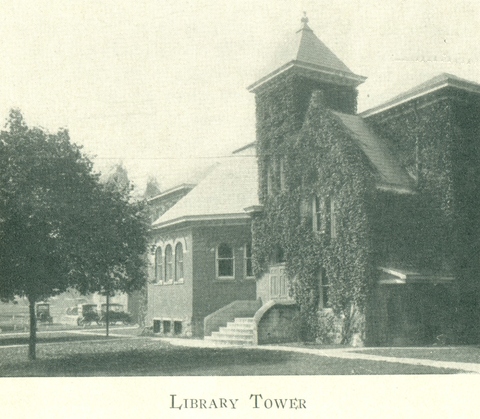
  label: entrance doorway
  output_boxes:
[269,265,288,299]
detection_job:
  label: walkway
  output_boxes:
[161,337,480,374]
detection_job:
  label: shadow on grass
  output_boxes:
[0,334,115,347]
[1,344,293,376]
[0,338,463,376]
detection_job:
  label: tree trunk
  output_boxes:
[28,297,37,361]
[106,294,110,337]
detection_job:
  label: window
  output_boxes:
[155,247,163,283]
[175,242,184,282]
[313,195,323,232]
[174,321,182,335]
[318,267,330,309]
[269,245,285,265]
[299,197,312,226]
[266,159,274,196]
[165,245,173,282]
[313,195,335,238]
[279,157,286,191]
[217,243,234,278]
[163,320,171,334]
[245,243,253,278]
[330,199,336,239]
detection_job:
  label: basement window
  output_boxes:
[163,320,171,334]
[174,321,183,335]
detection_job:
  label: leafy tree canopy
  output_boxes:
[0,109,149,358]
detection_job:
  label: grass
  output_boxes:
[353,346,480,364]
[0,332,119,347]
[0,334,462,376]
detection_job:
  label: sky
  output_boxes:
[1,0,479,193]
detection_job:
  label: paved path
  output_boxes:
[161,337,480,374]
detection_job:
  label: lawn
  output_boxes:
[0,332,124,347]
[353,347,480,364]
[0,334,462,376]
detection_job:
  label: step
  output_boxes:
[217,327,253,337]
[233,317,255,324]
[208,332,254,342]
[205,335,254,345]
[203,316,255,346]
[223,323,254,332]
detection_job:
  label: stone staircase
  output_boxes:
[204,317,255,346]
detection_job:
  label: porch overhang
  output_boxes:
[378,267,455,285]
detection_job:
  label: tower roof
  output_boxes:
[248,14,366,92]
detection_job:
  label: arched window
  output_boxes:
[155,247,163,283]
[217,243,234,278]
[165,245,173,282]
[175,242,183,282]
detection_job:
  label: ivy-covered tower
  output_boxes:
[248,15,374,345]
[248,14,366,201]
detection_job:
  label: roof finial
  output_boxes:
[297,11,312,32]
[301,11,309,24]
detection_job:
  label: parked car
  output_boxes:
[98,303,133,325]
[76,304,100,326]
[36,303,53,324]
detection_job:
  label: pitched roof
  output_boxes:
[147,183,196,205]
[248,16,366,92]
[152,144,258,229]
[331,111,414,192]
[361,73,480,118]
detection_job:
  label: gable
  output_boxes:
[330,111,414,192]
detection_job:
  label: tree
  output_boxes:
[105,162,130,191]
[144,176,161,199]
[0,110,149,359]
[83,165,149,336]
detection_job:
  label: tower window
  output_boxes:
[313,195,335,238]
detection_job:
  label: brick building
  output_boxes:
[146,16,480,345]
[147,145,257,337]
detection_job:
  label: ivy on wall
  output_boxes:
[252,73,375,343]
[252,73,480,344]
[368,94,480,343]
